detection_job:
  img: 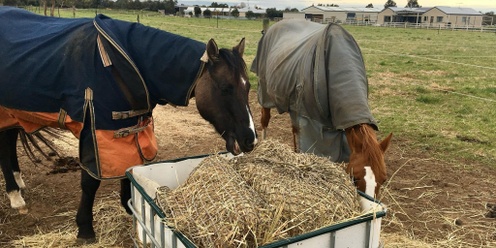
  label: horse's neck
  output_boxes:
[124,25,206,106]
[125,26,204,73]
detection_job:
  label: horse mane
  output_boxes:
[352,124,386,177]
[218,48,248,79]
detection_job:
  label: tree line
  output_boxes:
[1,0,178,14]
[2,0,494,21]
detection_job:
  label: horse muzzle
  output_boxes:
[225,132,256,155]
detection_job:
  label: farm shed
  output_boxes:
[300,5,381,24]
[377,6,483,28]
[423,6,483,28]
[236,7,266,18]
[377,7,429,25]
[283,12,306,20]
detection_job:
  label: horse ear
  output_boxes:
[234,38,245,57]
[380,133,393,153]
[206,38,219,61]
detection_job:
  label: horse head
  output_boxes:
[345,124,392,210]
[194,38,257,155]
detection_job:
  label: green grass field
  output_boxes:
[42,8,496,169]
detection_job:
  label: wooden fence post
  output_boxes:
[263,18,269,33]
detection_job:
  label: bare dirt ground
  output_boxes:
[1,91,495,247]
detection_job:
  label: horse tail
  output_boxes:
[18,127,64,164]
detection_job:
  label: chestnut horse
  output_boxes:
[252,19,391,207]
[0,7,257,243]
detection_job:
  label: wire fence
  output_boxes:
[361,47,496,103]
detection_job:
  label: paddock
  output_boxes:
[1,9,495,248]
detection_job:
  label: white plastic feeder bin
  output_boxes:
[126,154,387,248]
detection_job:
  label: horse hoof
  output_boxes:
[76,237,97,245]
[18,207,28,214]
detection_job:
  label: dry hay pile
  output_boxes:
[232,140,361,238]
[157,155,265,247]
[156,139,362,247]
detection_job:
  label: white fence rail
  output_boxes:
[345,21,496,33]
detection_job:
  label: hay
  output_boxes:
[10,194,132,248]
[156,139,362,247]
[233,140,361,239]
[157,155,265,247]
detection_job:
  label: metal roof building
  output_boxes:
[377,6,483,27]
[300,5,382,23]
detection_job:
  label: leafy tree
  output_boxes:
[266,8,282,20]
[3,0,18,6]
[203,8,212,18]
[194,6,201,17]
[384,0,396,8]
[231,8,239,17]
[366,3,374,8]
[210,2,228,7]
[163,0,177,14]
[284,7,299,12]
[245,10,256,19]
[90,0,99,8]
[128,0,142,10]
[405,0,420,8]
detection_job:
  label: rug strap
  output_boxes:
[112,109,149,120]
[113,117,151,138]
[57,108,67,129]
[96,34,112,67]
[200,50,208,63]
[85,88,93,101]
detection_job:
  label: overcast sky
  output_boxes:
[177,0,495,12]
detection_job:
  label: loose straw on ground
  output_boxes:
[10,194,132,248]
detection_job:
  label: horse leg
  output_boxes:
[120,177,132,215]
[0,129,28,214]
[76,169,100,244]
[291,125,300,152]
[260,107,271,139]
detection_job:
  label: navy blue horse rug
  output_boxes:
[0,7,206,179]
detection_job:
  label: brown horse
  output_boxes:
[253,19,391,206]
[0,7,257,243]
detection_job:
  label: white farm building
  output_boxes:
[377,6,483,27]
[293,5,484,28]
[299,5,382,24]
